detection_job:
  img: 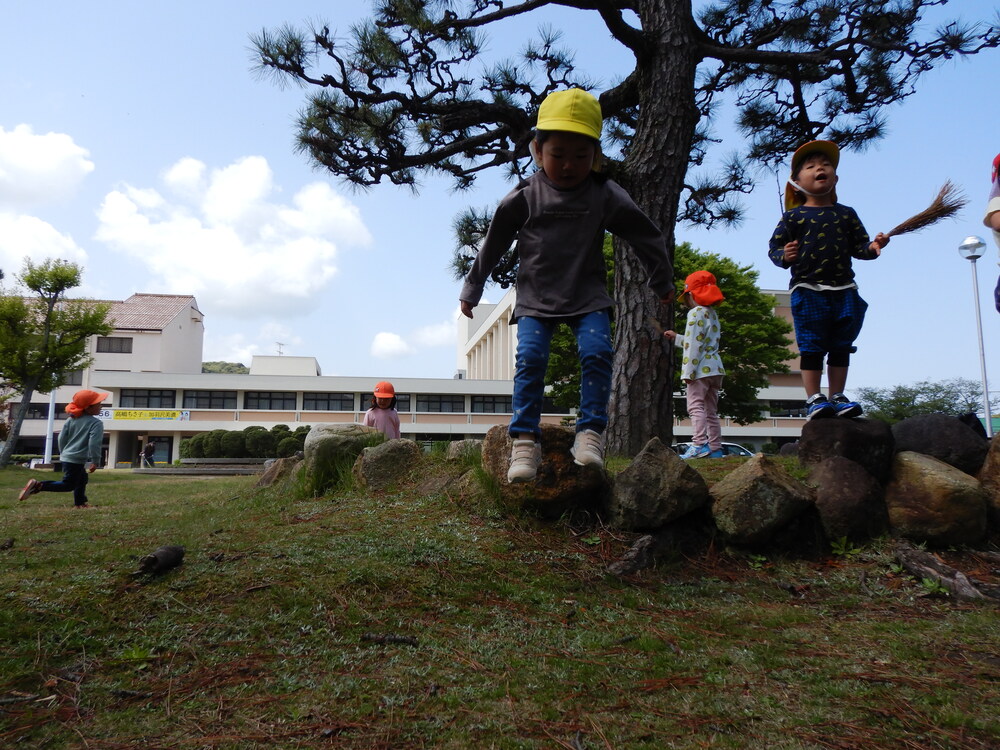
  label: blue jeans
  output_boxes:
[509,310,613,439]
[39,461,90,506]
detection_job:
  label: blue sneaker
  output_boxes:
[707,449,725,458]
[680,443,710,460]
[806,394,836,421]
[831,393,863,418]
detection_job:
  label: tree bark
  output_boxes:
[606,0,701,457]
[0,378,41,468]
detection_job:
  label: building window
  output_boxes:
[62,370,84,386]
[96,336,133,353]
[541,396,572,415]
[471,395,512,414]
[768,400,807,418]
[24,403,69,420]
[120,389,176,408]
[244,391,297,410]
[416,394,465,413]
[361,393,411,412]
[303,392,355,411]
[183,390,237,409]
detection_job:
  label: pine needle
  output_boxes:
[886,181,967,237]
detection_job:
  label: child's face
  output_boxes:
[536,132,596,190]
[375,397,392,409]
[794,154,838,203]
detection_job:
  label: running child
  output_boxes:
[18,389,108,508]
[768,140,889,419]
[459,88,674,482]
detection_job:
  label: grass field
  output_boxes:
[1,458,998,749]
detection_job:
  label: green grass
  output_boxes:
[1,461,998,749]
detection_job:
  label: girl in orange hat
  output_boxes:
[662,271,726,459]
[18,389,108,507]
[363,381,401,439]
[985,153,1000,313]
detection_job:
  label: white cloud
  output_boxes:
[0,212,88,274]
[414,317,458,347]
[203,323,304,365]
[94,155,373,318]
[0,124,94,207]
[371,332,415,358]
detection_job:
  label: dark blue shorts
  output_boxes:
[790,287,868,355]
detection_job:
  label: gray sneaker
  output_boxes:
[571,429,604,468]
[508,439,541,483]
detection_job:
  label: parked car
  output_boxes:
[670,442,754,457]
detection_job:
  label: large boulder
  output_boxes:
[977,437,1000,529]
[891,414,989,476]
[353,438,423,491]
[808,456,888,542]
[255,456,302,488]
[303,423,384,493]
[481,424,610,519]
[798,417,895,483]
[709,454,814,546]
[446,439,482,462]
[608,437,711,531]
[884,451,988,546]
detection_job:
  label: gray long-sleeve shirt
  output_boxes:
[57,413,104,465]
[460,172,673,320]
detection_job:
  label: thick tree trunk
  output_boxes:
[606,0,702,457]
[0,380,41,468]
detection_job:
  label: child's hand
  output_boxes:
[85,462,97,473]
[460,300,475,319]
[663,330,677,343]
[783,240,799,262]
[870,232,889,255]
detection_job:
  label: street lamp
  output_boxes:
[958,235,993,438]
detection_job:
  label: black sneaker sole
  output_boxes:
[835,405,863,418]
[806,406,836,421]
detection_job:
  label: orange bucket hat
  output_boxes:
[65,389,108,417]
[373,381,395,398]
[680,270,724,306]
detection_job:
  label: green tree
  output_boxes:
[546,240,791,424]
[856,378,984,425]
[0,260,112,468]
[253,1,998,455]
[202,361,249,374]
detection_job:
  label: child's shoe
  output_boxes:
[18,479,41,501]
[805,394,836,421]
[707,448,726,458]
[508,439,541,483]
[830,393,863,418]
[680,443,710,460]
[571,429,604,468]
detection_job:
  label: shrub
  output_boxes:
[221,431,247,458]
[761,442,780,455]
[276,436,302,458]
[183,433,207,458]
[202,430,228,458]
[245,428,276,458]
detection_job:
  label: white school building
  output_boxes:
[8,289,808,467]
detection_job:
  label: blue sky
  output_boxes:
[2,1,998,398]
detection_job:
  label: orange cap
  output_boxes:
[680,270,724,306]
[65,389,108,417]
[373,381,395,398]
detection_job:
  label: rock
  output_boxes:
[977,437,1000,529]
[884,451,988,546]
[446,439,482,462]
[132,545,185,576]
[808,456,888,542]
[709,454,814,546]
[891,414,989,476]
[303,423,384,494]
[353,439,423,491]
[778,441,799,457]
[481,424,610,519]
[255,456,302,488]
[798,417,895,483]
[608,437,711,531]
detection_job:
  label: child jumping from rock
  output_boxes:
[662,271,726,459]
[363,381,401,439]
[459,88,674,482]
[768,140,889,420]
[18,389,108,508]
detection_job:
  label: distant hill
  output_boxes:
[202,361,249,374]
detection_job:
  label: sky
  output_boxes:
[2,1,999,398]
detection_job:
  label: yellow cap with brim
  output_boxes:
[536,89,603,141]
[784,140,840,210]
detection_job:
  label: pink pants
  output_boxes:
[686,375,723,450]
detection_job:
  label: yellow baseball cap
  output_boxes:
[536,89,602,141]
[784,140,839,210]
